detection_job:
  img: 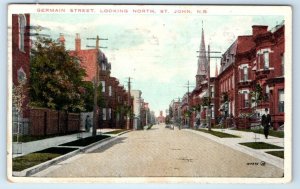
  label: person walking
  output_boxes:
[261,108,271,139]
[85,115,92,132]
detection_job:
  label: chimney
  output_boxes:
[59,33,65,45]
[75,33,81,51]
[252,25,268,37]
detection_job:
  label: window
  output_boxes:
[210,86,214,98]
[101,81,105,92]
[244,92,249,108]
[109,86,112,96]
[18,14,26,51]
[232,75,234,89]
[116,113,120,121]
[108,108,112,120]
[17,67,26,82]
[102,63,106,71]
[281,53,285,76]
[263,51,269,69]
[117,96,120,103]
[278,89,284,112]
[243,66,248,81]
[102,108,106,120]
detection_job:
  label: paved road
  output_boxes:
[34,124,283,177]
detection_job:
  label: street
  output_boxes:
[34,124,283,177]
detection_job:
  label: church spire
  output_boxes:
[196,21,208,86]
[197,23,207,76]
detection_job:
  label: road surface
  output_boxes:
[34,124,283,177]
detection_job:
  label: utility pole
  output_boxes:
[126,77,132,129]
[86,35,108,136]
[206,45,221,131]
[182,80,195,128]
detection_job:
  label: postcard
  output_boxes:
[7,4,292,183]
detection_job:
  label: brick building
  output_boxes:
[175,22,285,130]
[12,14,31,119]
[69,34,133,129]
[157,111,165,123]
[215,22,285,129]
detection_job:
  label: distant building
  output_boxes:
[131,90,142,130]
[157,111,165,123]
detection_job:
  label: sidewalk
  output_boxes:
[12,128,120,158]
[185,128,284,169]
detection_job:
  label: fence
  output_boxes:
[30,108,81,136]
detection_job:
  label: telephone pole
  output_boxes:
[126,77,132,129]
[86,35,108,136]
[182,80,195,128]
[198,45,221,131]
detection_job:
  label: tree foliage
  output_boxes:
[30,37,87,112]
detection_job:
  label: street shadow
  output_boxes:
[88,136,127,154]
[147,128,159,130]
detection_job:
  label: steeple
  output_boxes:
[196,21,208,86]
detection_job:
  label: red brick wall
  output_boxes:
[12,14,30,118]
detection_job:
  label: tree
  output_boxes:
[30,37,87,112]
[250,83,265,108]
[12,80,27,144]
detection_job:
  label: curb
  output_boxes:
[12,131,131,177]
[185,129,284,170]
[12,147,81,177]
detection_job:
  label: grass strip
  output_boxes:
[59,135,110,147]
[265,151,284,159]
[103,129,127,135]
[147,124,154,130]
[196,129,240,138]
[13,147,77,171]
[235,128,284,138]
[239,142,283,149]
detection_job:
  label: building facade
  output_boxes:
[70,34,133,130]
[173,22,285,130]
[12,14,31,120]
[215,23,285,129]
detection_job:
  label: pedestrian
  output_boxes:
[261,108,271,139]
[85,115,92,132]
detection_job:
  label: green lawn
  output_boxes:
[147,124,154,130]
[266,151,284,159]
[13,147,77,171]
[13,131,85,143]
[236,128,284,138]
[196,129,240,138]
[59,135,110,147]
[239,142,283,149]
[103,129,127,135]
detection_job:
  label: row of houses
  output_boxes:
[12,14,153,136]
[170,21,285,130]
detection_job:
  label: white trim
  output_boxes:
[238,89,250,94]
[238,64,249,69]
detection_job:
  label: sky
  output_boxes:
[31,10,284,116]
